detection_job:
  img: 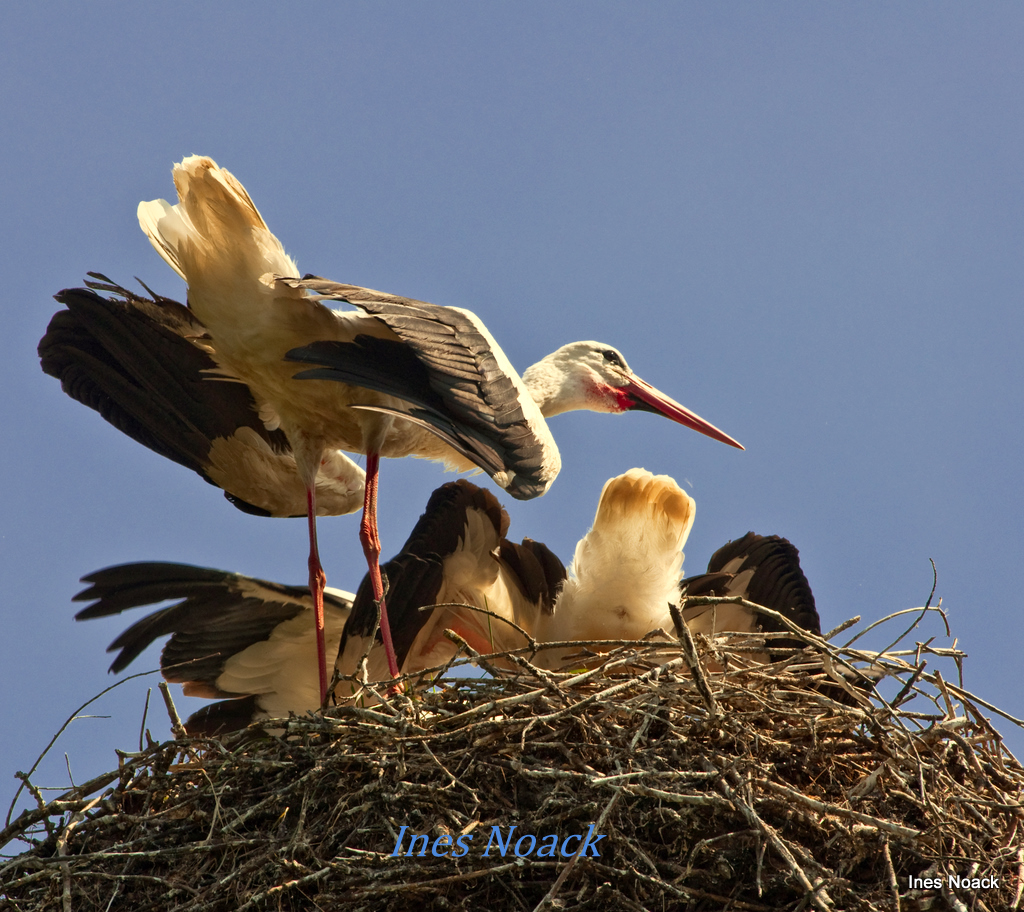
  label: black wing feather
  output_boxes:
[282,276,550,499]
[683,533,882,703]
[681,532,821,652]
[75,561,351,678]
[498,538,566,616]
[39,278,290,514]
[341,479,509,663]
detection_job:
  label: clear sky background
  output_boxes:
[3,4,1022,829]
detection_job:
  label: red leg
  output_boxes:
[306,485,329,703]
[359,452,400,678]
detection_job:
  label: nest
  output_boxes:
[3,602,1023,912]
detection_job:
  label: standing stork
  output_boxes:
[136,155,743,702]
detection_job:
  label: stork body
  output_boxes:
[137,155,742,702]
[679,532,821,661]
[532,470,823,671]
[679,534,891,702]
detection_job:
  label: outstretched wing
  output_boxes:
[282,276,557,500]
[340,479,509,666]
[681,532,821,651]
[75,561,353,733]
[40,276,364,517]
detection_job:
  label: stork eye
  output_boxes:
[601,349,624,367]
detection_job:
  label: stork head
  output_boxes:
[521,341,744,450]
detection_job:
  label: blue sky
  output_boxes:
[3,4,1022,828]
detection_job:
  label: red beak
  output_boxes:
[624,377,744,450]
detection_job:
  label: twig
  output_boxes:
[672,602,720,717]
[158,683,187,739]
[532,789,621,911]
[55,794,103,912]
[137,688,152,753]
[5,669,159,828]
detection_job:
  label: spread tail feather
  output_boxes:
[138,156,299,326]
[551,468,696,644]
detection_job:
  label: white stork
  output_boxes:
[136,155,744,703]
[76,479,564,733]
[39,275,365,519]
[336,478,564,689]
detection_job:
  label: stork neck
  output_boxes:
[521,361,580,417]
